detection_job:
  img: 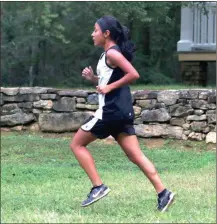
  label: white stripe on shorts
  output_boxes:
[81,117,98,131]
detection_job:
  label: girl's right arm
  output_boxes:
[82,66,99,84]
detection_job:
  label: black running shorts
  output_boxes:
[81,116,136,140]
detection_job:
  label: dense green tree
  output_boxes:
[1,1,211,87]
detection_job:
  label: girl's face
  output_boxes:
[91,23,106,46]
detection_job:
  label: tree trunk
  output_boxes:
[28,65,34,87]
[143,24,150,56]
[28,43,37,87]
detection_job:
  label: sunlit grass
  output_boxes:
[1,132,216,223]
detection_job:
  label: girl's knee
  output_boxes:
[70,140,79,152]
[127,154,138,164]
[127,153,142,164]
[70,139,86,153]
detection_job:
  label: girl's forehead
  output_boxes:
[94,23,100,29]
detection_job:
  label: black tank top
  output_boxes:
[94,45,134,121]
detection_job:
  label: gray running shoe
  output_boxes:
[81,184,111,207]
[157,190,175,212]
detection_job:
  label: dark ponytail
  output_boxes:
[96,16,136,62]
[116,25,136,62]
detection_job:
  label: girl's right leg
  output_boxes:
[70,128,111,207]
[70,128,103,187]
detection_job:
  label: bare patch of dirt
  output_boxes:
[142,138,166,149]
[39,132,73,139]
[206,143,216,151]
[1,129,14,136]
[1,129,16,136]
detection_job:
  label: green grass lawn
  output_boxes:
[129,84,216,91]
[1,132,216,223]
[52,84,216,91]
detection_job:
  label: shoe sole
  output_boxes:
[81,188,111,207]
[160,192,176,213]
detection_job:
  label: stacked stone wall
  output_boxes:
[1,87,216,143]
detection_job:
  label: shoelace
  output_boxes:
[87,186,100,197]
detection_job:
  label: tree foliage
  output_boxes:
[1,1,196,87]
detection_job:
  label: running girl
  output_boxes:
[70,15,175,212]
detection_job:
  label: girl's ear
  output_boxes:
[103,30,110,38]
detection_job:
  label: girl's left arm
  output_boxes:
[96,49,140,94]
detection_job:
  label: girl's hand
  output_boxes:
[96,85,112,94]
[82,66,95,81]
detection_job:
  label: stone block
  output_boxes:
[1,87,19,96]
[3,94,40,102]
[87,94,98,105]
[58,90,88,97]
[190,100,208,109]
[190,121,208,132]
[198,91,211,100]
[134,124,183,139]
[186,115,207,121]
[17,102,33,109]
[188,132,204,141]
[76,98,86,103]
[133,106,142,116]
[39,112,92,132]
[170,118,185,126]
[134,118,143,125]
[133,90,158,99]
[207,104,216,109]
[53,97,76,112]
[40,94,57,100]
[136,99,156,109]
[169,104,194,117]
[182,123,190,130]
[33,100,53,109]
[157,90,179,105]
[207,114,216,124]
[1,103,21,115]
[1,112,35,126]
[19,87,33,94]
[76,104,98,110]
[206,132,216,144]
[179,90,199,99]
[194,110,204,115]
[32,87,52,94]
[141,108,171,122]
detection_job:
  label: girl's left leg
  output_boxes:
[116,133,175,212]
[116,133,165,193]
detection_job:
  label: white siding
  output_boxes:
[177,2,216,52]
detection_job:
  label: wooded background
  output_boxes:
[1,1,215,88]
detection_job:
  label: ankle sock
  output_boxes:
[94,184,103,188]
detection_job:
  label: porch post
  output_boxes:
[177,7,194,51]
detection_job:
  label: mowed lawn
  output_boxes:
[1,132,216,223]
